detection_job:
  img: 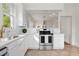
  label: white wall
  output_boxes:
[74,6,79,47]
[0,12,2,29]
[60,16,72,44]
[60,3,79,47]
[0,4,2,28]
[24,3,64,10]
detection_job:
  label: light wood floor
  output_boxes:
[25,44,79,56]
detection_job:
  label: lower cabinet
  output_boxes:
[8,45,20,56]
[7,38,26,56]
[53,34,64,49]
[25,34,39,49]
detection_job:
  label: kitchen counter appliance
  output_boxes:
[39,29,53,50]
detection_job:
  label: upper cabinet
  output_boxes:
[16,4,27,26]
[15,4,24,26]
[23,3,64,10]
[9,4,25,27]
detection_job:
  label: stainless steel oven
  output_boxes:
[39,30,53,50]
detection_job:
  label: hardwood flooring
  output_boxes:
[25,44,79,56]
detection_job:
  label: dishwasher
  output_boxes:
[0,46,9,56]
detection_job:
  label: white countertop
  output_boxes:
[0,34,25,48]
[0,31,36,48]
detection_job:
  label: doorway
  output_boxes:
[60,16,72,45]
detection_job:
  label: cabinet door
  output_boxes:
[7,38,26,56]
[25,34,39,49]
[53,35,64,49]
[17,38,26,56]
[8,46,20,56]
[53,38,64,49]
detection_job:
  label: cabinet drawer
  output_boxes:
[54,36,64,40]
[40,46,52,50]
[53,38,64,49]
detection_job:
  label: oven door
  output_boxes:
[40,35,53,45]
[44,35,53,45]
[39,35,53,50]
[40,35,45,45]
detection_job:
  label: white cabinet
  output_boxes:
[7,38,26,56]
[25,34,39,49]
[53,34,64,49]
[15,4,23,26]
[24,36,29,49]
[16,38,25,56]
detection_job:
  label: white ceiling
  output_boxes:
[26,10,58,21]
[23,3,64,10]
[23,3,63,21]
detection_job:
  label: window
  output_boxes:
[2,3,9,14]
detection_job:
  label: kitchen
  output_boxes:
[0,3,79,56]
